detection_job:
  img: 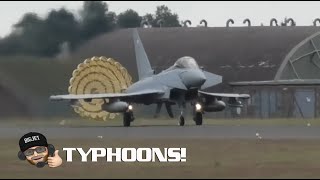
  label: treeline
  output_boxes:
[0,1,181,57]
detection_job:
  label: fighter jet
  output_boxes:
[50,28,250,127]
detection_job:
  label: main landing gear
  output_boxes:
[123,105,134,127]
[178,112,203,126]
[179,115,185,126]
[123,103,203,127]
[178,102,186,126]
[193,112,203,125]
[178,103,203,126]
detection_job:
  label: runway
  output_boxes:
[2,125,320,139]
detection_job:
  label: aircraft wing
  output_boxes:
[198,90,250,107]
[198,91,250,99]
[200,71,222,90]
[50,89,165,101]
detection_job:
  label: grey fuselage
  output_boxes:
[125,67,207,105]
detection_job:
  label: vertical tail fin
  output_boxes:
[132,28,153,80]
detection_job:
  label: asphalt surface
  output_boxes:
[1,125,320,139]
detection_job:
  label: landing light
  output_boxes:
[195,103,202,111]
[128,105,133,111]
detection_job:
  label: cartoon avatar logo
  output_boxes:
[17,132,62,168]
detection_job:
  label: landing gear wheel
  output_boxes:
[194,112,203,125]
[123,112,133,127]
[179,115,185,126]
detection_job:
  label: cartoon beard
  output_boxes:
[27,153,49,166]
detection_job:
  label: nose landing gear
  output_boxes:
[193,103,203,125]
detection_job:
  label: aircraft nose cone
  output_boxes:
[198,73,207,84]
[180,70,207,88]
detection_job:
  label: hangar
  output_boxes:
[230,31,320,119]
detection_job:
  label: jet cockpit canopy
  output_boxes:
[173,56,199,69]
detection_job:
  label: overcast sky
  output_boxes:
[0,1,319,37]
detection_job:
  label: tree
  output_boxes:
[0,3,184,57]
[79,1,116,40]
[42,8,80,56]
[143,5,181,27]
[106,11,117,30]
[142,13,154,27]
[0,8,81,57]
[117,9,142,28]
[154,5,181,27]
[4,12,46,56]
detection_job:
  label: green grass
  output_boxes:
[1,138,320,178]
[0,56,78,96]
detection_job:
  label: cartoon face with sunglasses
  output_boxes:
[25,146,48,165]
[18,132,62,168]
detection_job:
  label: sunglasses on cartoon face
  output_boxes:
[24,146,47,157]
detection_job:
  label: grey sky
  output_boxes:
[0,1,319,37]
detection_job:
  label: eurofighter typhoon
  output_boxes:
[50,28,250,126]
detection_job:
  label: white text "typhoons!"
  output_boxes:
[63,148,187,162]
